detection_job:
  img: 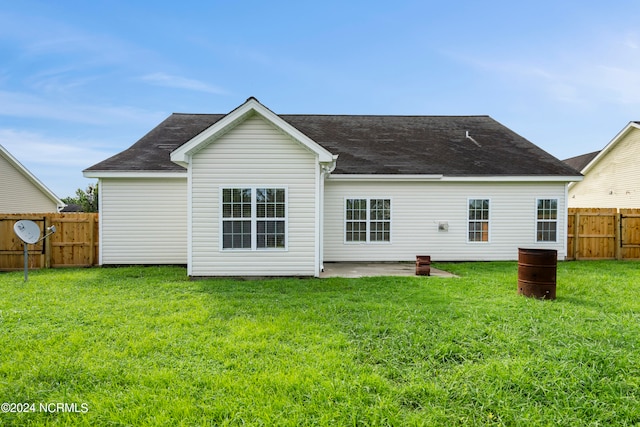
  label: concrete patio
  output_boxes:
[320,262,457,278]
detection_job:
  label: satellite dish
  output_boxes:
[13,220,56,282]
[14,220,42,244]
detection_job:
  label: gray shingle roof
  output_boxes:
[563,150,600,172]
[85,112,580,177]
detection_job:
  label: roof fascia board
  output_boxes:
[580,121,640,175]
[83,171,187,179]
[328,174,443,181]
[440,175,583,182]
[0,144,64,207]
[170,98,335,166]
[328,174,582,182]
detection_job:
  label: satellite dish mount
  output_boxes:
[13,220,56,282]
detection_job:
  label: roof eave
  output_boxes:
[83,170,187,179]
[328,174,583,182]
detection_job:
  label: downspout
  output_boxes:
[319,156,338,276]
[563,183,569,259]
[186,155,193,276]
[317,163,323,276]
[97,178,104,265]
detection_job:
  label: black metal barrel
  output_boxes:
[518,248,557,299]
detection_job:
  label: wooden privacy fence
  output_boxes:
[0,213,99,271]
[2,209,638,268]
[567,208,640,260]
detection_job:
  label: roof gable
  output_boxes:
[0,143,64,209]
[571,122,640,175]
[170,97,335,167]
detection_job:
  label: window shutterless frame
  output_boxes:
[220,186,288,251]
[535,198,558,242]
[344,197,392,244]
[467,198,490,243]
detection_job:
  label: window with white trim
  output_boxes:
[222,187,286,250]
[345,198,391,243]
[536,198,558,242]
[468,199,489,242]
[256,188,286,249]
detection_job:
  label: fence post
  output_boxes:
[89,214,95,266]
[44,216,51,268]
[573,212,580,260]
[615,210,622,260]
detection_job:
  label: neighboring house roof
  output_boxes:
[85,98,580,178]
[60,203,84,212]
[563,151,600,172]
[0,143,65,210]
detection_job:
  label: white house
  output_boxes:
[0,143,64,213]
[564,121,640,208]
[84,98,582,277]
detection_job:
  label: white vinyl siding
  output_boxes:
[190,114,317,276]
[99,177,187,264]
[324,180,568,261]
[0,153,59,213]
[569,126,640,208]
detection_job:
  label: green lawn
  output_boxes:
[1,261,639,426]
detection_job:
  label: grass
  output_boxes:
[0,261,639,426]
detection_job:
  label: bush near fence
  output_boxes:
[0,213,98,270]
[567,208,640,260]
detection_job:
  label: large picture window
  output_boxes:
[468,199,489,242]
[222,187,286,250]
[536,199,558,242]
[345,198,391,243]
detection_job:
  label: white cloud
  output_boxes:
[445,30,640,109]
[0,90,165,125]
[25,67,98,95]
[141,72,227,95]
[0,129,111,168]
[0,10,157,67]
[0,128,118,196]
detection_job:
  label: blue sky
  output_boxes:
[1,1,639,198]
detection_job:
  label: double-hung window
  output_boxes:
[222,188,252,249]
[256,188,286,249]
[536,198,558,242]
[222,187,286,250]
[345,198,391,243]
[468,199,490,242]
